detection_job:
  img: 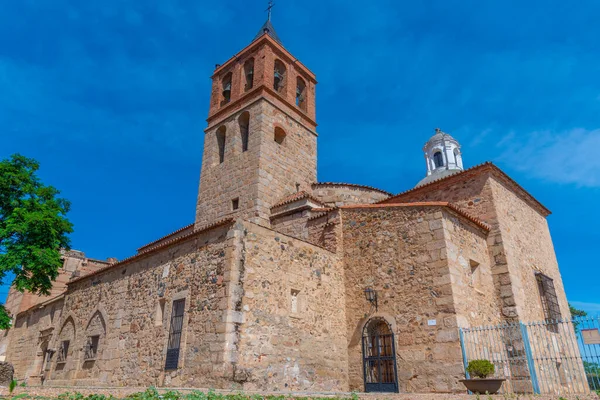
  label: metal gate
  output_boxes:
[362,318,399,393]
[459,317,600,395]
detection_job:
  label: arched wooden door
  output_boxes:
[362,317,399,393]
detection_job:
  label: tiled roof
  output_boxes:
[137,223,194,253]
[68,218,235,286]
[379,162,551,217]
[253,20,282,45]
[340,202,491,232]
[271,191,324,209]
[312,182,392,196]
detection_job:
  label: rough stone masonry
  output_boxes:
[0,16,578,396]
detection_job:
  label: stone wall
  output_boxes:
[4,297,64,382]
[340,205,492,393]
[195,99,317,228]
[9,223,238,389]
[234,222,349,392]
[312,184,390,207]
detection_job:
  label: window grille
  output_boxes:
[536,273,562,330]
[84,335,100,360]
[165,298,186,370]
[57,340,70,363]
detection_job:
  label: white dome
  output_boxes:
[416,128,463,187]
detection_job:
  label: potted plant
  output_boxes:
[459,359,505,394]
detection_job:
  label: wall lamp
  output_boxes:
[364,287,378,311]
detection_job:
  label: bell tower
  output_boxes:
[195,13,318,229]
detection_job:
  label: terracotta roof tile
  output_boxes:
[68,218,235,286]
[340,202,491,232]
[378,162,551,217]
[271,191,323,209]
[137,223,194,252]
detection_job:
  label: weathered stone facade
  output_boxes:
[2,19,575,396]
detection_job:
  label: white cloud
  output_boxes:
[498,128,600,187]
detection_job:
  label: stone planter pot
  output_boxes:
[459,378,505,394]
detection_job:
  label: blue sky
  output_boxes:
[1,0,598,315]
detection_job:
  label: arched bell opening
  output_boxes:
[362,317,399,393]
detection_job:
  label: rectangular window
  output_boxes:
[165,298,186,370]
[232,198,239,211]
[536,273,562,331]
[84,335,100,360]
[57,340,70,363]
[470,260,481,290]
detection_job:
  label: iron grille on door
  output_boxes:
[362,318,399,393]
[165,299,185,370]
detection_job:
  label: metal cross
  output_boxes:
[265,0,275,21]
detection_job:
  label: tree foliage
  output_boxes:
[0,154,73,328]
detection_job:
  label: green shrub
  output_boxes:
[9,378,18,394]
[466,359,495,378]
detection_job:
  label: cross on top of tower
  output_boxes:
[266,0,274,22]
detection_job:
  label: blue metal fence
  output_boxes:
[459,317,600,395]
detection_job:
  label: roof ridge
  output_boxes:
[271,190,323,209]
[68,218,235,286]
[378,162,551,217]
[312,182,393,196]
[137,223,195,252]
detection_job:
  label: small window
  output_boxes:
[155,299,166,327]
[216,126,226,164]
[470,260,481,290]
[57,340,70,363]
[238,112,250,152]
[536,273,562,331]
[291,289,300,314]
[433,151,444,168]
[232,198,239,210]
[274,60,286,92]
[244,58,254,91]
[296,77,307,111]
[274,127,286,145]
[84,335,100,360]
[221,72,232,105]
[165,299,186,370]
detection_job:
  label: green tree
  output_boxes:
[570,303,588,333]
[0,154,73,328]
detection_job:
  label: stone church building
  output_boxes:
[1,18,571,394]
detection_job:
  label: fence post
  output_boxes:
[520,322,541,394]
[459,328,470,379]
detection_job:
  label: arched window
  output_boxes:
[296,76,307,111]
[273,60,286,93]
[238,111,250,152]
[84,311,106,362]
[274,126,286,145]
[244,58,254,91]
[221,72,232,106]
[216,126,226,163]
[433,151,444,168]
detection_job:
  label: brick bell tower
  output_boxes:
[195,11,318,229]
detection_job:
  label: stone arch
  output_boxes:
[433,150,444,168]
[243,58,254,91]
[362,316,398,393]
[296,76,307,111]
[85,308,108,336]
[349,312,397,347]
[58,315,77,339]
